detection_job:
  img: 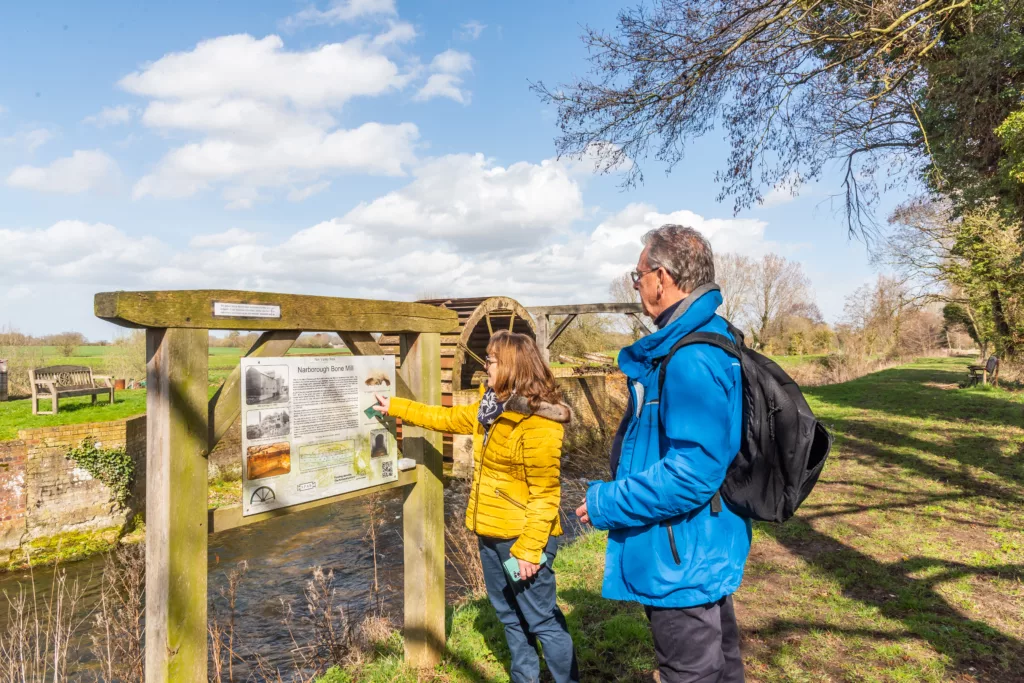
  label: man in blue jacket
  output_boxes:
[576,225,749,682]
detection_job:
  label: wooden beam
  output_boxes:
[209,468,417,534]
[535,314,550,364]
[399,332,445,669]
[547,314,578,349]
[527,302,643,316]
[629,311,654,336]
[208,330,301,449]
[145,328,208,683]
[95,290,460,333]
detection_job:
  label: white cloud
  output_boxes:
[7,150,120,194]
[6,285,31,300]
[414,74,470,104]
[0,221,164,282]
[372,21,417,47]
[222,186,267,210]
[3,153,791,336]
[288,181,331,202]
[1,127,54,152]
[120,34,408,109]
[282,0,395,29]
[458,20,487,40]
[120,34,420,205]
[188,228,264,249]
[415,50,473,104]
[83,105,137,127]
[431,49,472,74]
[133,122,418,199]
[343,154,584,249]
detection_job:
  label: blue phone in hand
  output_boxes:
[503,553,548,582]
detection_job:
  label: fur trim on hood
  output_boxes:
[504,394,572,424]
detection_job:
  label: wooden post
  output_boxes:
[145,328,209,683]
[398,332,445,668]
[535,314,550,365]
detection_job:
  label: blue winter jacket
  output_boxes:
[585,285,752,608]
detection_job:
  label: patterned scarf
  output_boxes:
[477,388,505,428]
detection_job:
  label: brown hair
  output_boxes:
[486,330,563,409]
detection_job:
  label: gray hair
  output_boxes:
[641,225,715,291]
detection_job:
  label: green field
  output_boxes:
[0,345,351,440]
[0,390,148,441]
[325,356,1024,682]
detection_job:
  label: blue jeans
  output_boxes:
[478,535,579,683]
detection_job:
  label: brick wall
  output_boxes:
[0,440,27,557]
[0,417,147,559]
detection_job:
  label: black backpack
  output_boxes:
[657,322,832,523]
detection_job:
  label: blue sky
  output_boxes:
[0,0,896,340]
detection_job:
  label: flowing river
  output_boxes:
[0,480,590,680]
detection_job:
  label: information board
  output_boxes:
[239,355,398,516]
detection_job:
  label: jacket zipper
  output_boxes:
[471,424,494,530]
[494,488,528,511]
[663,521,681,565]
[641,379,681,565]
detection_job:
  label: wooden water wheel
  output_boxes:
[380,296,536,461]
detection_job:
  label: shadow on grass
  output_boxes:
[762,519,1024,677]
[835,423,1023,506]
[439,586,656,682]
[806,365,1024,428]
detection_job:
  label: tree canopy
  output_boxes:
[536,0,1024,233]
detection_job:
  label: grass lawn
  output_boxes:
[0,390,147,441]
[0,346,354,440]
[771,353,827,372]
[328,356,1024,682]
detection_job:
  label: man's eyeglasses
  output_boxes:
[630,267,659,284]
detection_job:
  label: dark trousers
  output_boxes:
[645,595,745,683]
[478,535,579,683]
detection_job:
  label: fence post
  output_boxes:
[398,332,445,668]
[145,328,209,683]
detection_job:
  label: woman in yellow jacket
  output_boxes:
[374,329,578,683]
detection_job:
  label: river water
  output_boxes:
[0,479,591,680]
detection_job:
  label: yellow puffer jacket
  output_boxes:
[389,387,570,564]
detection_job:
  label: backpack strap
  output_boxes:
[654,325,744,515]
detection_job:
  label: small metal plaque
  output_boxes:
[213,302,282,319]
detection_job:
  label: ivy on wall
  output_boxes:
[65,437,136,509]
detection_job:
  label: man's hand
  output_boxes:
[517,558,541,581]
[576,500,590,525]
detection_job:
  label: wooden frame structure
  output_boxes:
[528,303,651,364]
[96,290,460,682]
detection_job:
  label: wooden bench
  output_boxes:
[964,355,999,388]
[30,365,114,415]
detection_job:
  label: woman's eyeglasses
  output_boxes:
[484,355,496,367]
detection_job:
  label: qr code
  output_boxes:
[381,461,394,478]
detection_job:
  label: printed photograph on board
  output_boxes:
[245,365,290,405]
[370,427,389,458]
[246,441,291,480]
[245,408,291,440]
[363,369,392,387]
